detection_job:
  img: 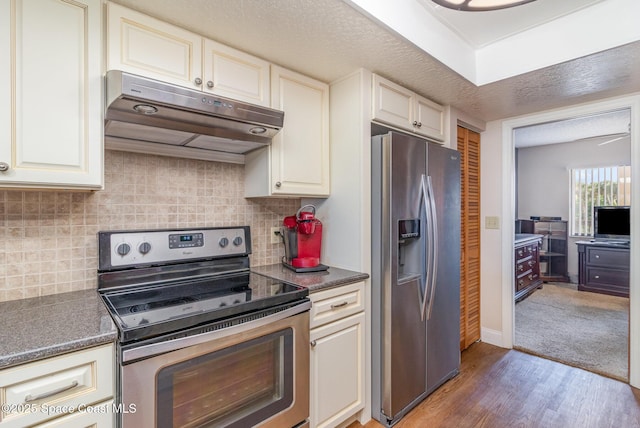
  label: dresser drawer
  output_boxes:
[310,281,365,329]
[516,258,537,275]
[586,267,629,288]
[516,270,540,291]
[587,247,630,268]
[0,344,114,427]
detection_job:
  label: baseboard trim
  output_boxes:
[481,327,505,348]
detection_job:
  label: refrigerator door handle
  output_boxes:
[420,174,432,322]
[426,175,439,320]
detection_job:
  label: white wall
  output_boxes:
[516,136,631,280]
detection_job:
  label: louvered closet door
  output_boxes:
[458,126,481,350]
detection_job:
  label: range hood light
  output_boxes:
[249,126,267,135]
[133,104,158,115]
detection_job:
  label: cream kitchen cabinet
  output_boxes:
[372,74,445,142]
[309,282,365,428]
[107,2,270,106]
[0,0,103,189]
[0,344,114,428]
[245,65,330,197]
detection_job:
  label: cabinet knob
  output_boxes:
[0,162,9,172]
[275,181,282,188]
[194,77,203,86]
[310,340,317,348]
[417,122,422,127]
[412,120,419,127]
[595,255,600,259]
[206,80,214,88]
[595,275,600,279]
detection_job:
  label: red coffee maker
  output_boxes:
[281,205,328,272]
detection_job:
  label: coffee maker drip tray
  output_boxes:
[282,258,329,273]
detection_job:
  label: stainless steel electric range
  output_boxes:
[97,226,311,428]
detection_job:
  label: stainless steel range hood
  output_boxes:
[104,70,284,164]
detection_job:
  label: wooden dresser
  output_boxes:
[514,234,543,301]
[577,241,630,297]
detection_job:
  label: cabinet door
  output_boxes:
[32,401,114,427]
[202,39,270,106]
[107,2,202,90]
[269,66,330,196]
[415,94,445,141]
[372,74,414,131]
[0,0,102,189]
[310,312,365,428]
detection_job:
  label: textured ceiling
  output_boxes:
[109,0,640,124]
[514,109,631,148]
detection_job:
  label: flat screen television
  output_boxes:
[593,205,630,242]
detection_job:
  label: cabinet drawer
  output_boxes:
[516,271,540,291]
[310,282,364,329]
[515,243,538,261]
[0,344,114,427]
[587,247,630,268]
[586,267,629,288]
[32,400,114,427]
[516,258,537,275]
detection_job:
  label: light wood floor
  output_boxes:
[350,342,640,428]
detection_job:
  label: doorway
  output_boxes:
[512,108,631,381]
[496,96,640,387]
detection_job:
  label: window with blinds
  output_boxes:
[571,165,631,236]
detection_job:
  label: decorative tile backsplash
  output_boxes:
[0,150,300,302]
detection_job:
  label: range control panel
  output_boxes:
[98,227,251,270]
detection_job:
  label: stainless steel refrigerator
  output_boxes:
[371,131,461,427]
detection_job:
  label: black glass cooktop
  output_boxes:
[101,272,308,343]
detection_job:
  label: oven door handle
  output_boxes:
[121,300,312,363]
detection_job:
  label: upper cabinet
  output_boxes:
[106,2,328,197]
[245,66,330,197]
[202,39,270,106]
[0,0,103,189]
[372,74,445,142]
[107,3,270,106]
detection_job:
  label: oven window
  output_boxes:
[156,328,293,428]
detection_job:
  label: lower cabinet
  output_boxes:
[309,282,365,428]
[0,344,114,428]
[577,241,630,297]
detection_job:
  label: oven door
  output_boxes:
[119,302,310,428]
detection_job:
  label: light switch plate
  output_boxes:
[485,216,500,230]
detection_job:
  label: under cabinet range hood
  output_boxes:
[104,70,284,163]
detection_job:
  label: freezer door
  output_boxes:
[375,131,429,422]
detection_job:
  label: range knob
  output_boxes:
[219,237,229,248]
[116,243,131,256]
[233,236,243,246]
[138,242,152,255]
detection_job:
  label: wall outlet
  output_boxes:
[485,216,500,230]
[270,227,281,244]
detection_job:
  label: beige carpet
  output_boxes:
[514,283,629,381]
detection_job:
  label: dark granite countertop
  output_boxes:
[0,289,117,370]
[251,264,369,292]
[515,233,544,244]
[0,265,367,369]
